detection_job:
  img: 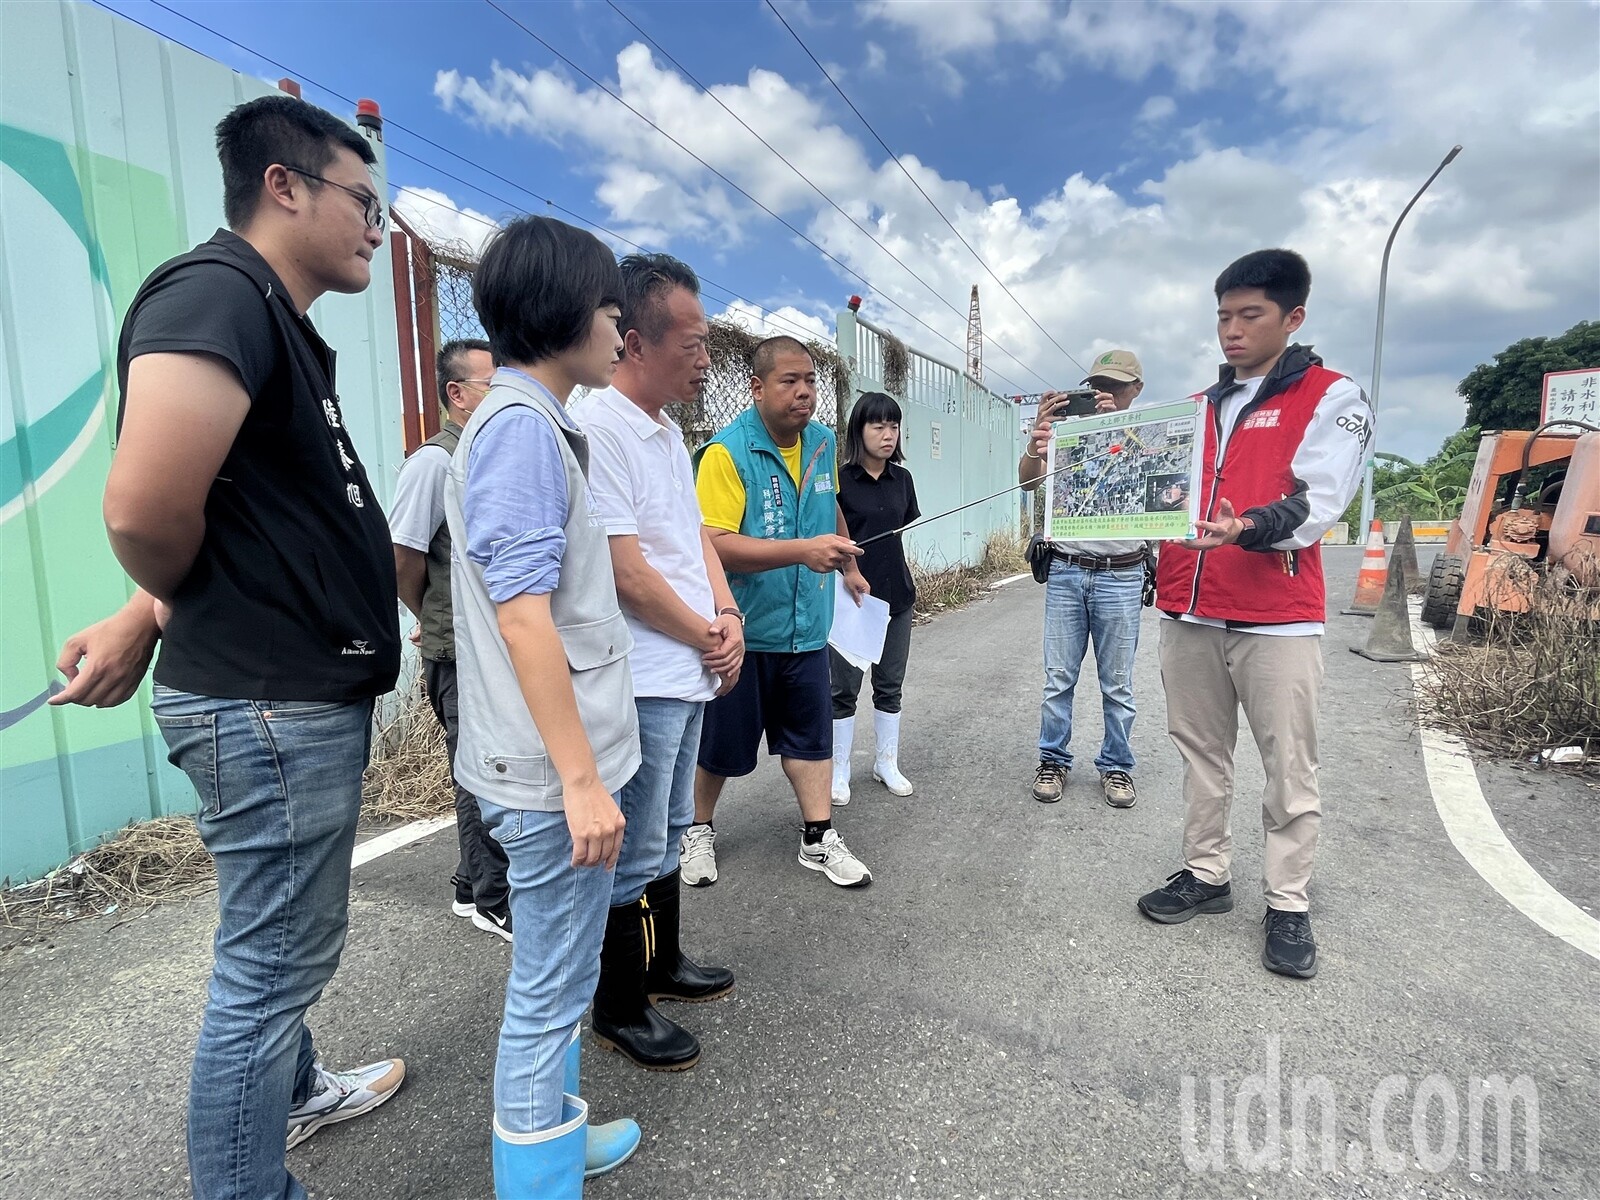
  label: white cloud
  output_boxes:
[391,186,499,258]
[432,2,1598,459]
[716,299,832,343]
[1136,95,1176,125]
[858,0,1055,55]
[864,41,887,73]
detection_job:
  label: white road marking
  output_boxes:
[352,815,454,869]
[1407,602,1600,961]
[992,572,1031,589]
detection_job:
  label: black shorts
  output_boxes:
[696,648,832,778]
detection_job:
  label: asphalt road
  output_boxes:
[2,547,1595,1200]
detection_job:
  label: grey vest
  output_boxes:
[444,376,641,811]
[417,421,460,662]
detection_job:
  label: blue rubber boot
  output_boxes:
[492,1096,586,1200]
[564,1030,642,1179]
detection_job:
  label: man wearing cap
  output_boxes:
[1019,350,1147,807]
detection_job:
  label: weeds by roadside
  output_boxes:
[911,531,1028,621]
[1416,553,1600,766]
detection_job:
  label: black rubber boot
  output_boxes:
[591,899,700,1071]
[642,869,735,1004]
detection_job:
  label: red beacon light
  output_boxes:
[356,99,383,138]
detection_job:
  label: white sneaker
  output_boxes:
[831,716,854,805]
[286,1058,406,1149]
[798,828,872,888]
[680,824,718,887]
[871,710,913,796]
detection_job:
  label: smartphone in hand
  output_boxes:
[1046,389,1100,420]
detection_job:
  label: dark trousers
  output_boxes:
[830,606,915,717]
[422,657,509,909]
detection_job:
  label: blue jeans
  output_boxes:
[150,686,373,1200]
[479,800,615,1133]
[1038,561,1143,774]
[612,697,704,905]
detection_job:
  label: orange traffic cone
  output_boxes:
[1351,554,1425,662]
[1341,519,1388,615]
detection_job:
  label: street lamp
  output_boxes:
[1357,143,1463,536]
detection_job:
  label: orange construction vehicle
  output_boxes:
[1421,422,1600,634]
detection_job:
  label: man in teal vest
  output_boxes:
[391,338,511,939]
[684,336,875,889]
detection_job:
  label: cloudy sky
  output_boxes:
[110,0,1599,460]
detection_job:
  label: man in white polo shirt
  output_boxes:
[570,253,743,1073]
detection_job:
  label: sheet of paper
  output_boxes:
[828,574,892,669]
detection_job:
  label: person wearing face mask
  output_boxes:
[681,338,875,890]
[828,391,921,806]
[391,338,513,941]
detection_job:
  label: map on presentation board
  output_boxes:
[1044,398,1205,541]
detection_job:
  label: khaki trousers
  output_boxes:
[1158,619,1324,911]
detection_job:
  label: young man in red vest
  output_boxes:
[1137,249,1372,980]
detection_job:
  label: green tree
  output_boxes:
[1372,426,1480,519]
[1342,424,1483,527]
[1458,319,1600,429]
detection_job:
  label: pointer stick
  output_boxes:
[855,456,1085,549]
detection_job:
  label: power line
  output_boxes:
[124,0,829,348]
[766,0,1091,380]
[601,0,1049,393]
[484,0,1033,393]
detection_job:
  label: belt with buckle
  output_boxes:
[1052,549,1147,571]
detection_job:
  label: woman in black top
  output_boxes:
[831,392,921,804]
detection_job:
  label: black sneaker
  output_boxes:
[472,902,513,943]
[1032,761,1068,803]
[1137,869,1234,924]
[1262,909,1318,978]
[450,874,474,920]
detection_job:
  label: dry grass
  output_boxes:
[1416,552,1600,763]
[0,815,216,928]
[2,683,454,930]
[911,530,1029,620]
[362,676,453,823]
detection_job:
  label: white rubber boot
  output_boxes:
[871,710,914,796]
[831,717,854,805]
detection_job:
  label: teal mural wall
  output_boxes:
[0,0,405,883]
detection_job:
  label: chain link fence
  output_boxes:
[417,236,845,453]
[429,250,486,346]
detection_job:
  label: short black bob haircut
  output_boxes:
[1214,248,1311,315]
[618,253,700,344]
[215,95,374,231]
[842,391,905,466]
[472,216,623,367]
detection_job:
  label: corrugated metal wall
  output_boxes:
[838,310,1019,570]
[0,0,405,883]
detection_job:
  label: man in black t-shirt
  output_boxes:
[54,95,403,1199]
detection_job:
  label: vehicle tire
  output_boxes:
[1421,554,1466,629]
